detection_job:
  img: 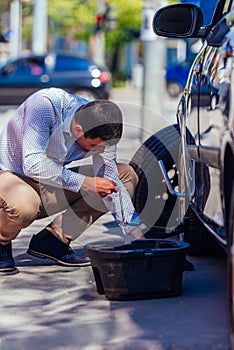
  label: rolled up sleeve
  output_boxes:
[92,146,141,233]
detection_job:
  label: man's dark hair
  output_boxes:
[74,100,123,145]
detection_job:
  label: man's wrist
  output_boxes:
[128,224,146,239]
[126,222,147,234]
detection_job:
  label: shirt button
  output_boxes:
[105,195,113,202]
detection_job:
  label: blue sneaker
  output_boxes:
[27,228,90,267]
[0,242,19,275]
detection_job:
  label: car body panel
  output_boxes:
[184,12,234,242]
[153,0,234,246]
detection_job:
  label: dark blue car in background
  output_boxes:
[0,51,111,105]
[166,63,190,97]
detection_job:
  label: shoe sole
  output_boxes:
[27,248,91,267]
[0,267,19,275]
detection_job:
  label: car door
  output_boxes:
[46,53,92,90]
[0,56,47,105]
[187,5,234,238]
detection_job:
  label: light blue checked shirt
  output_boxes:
[0,88,140,233]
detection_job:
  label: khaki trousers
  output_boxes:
[0,164,138,244]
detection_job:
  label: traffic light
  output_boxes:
[95,13,105,32]
[95,3,117,33]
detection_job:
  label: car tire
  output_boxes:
[228,181,234,349]
[183,205,223,256]
[129,124,181,236]
[167,82,183,98]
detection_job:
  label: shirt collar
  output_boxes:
[62,97,88,139]
[63,114,74,138]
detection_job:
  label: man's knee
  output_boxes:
[13,184,41,225]
[0,183,41,230]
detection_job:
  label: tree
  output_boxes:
[6,0,142,74]
[48,0,142,72]
[105,0,142,72]
[48,0,96,43]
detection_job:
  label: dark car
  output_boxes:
[128,0,234,347]
[0,51,111,105]
[166,63,190,97]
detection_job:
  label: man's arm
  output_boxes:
[81,176,118,196]
[92,147,145,239]
[22,94,86,192]
[128,226,145,239]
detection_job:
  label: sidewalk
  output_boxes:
[0,86,179,350]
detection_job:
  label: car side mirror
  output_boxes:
[153,4,204,38]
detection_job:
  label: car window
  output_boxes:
[54,55,89,71]
[4,57,45,76]
[180,0,233,26]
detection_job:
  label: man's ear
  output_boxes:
[72,122,84,139]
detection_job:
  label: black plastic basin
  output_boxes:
[85,239,190,301]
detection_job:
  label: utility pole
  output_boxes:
[32,0,48,54]
[10,0,22,57]
[140,1,167,142]
[91,0,106,66]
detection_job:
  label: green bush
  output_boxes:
[111,71,127,87]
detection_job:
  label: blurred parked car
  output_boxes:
[166,63,190,97]
[0,51,111,105]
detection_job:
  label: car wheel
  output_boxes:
[129,124,181,236]
[183,205,223,256]
[72,89,98,101]
[167,82,183,98]
[210,94,218,110]
[228,181,234,349]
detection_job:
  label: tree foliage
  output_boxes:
[48,0,96,42]
[47,0,142,46]
[1,0,142,69]
[105,0,142,50]
[47,0,142,70]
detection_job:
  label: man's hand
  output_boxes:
[81,176,118,197]
[129,226,146,240]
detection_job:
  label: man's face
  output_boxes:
[71,120,107,153]
[76,136,107,153]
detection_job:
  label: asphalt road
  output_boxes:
[0,86,231,350]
